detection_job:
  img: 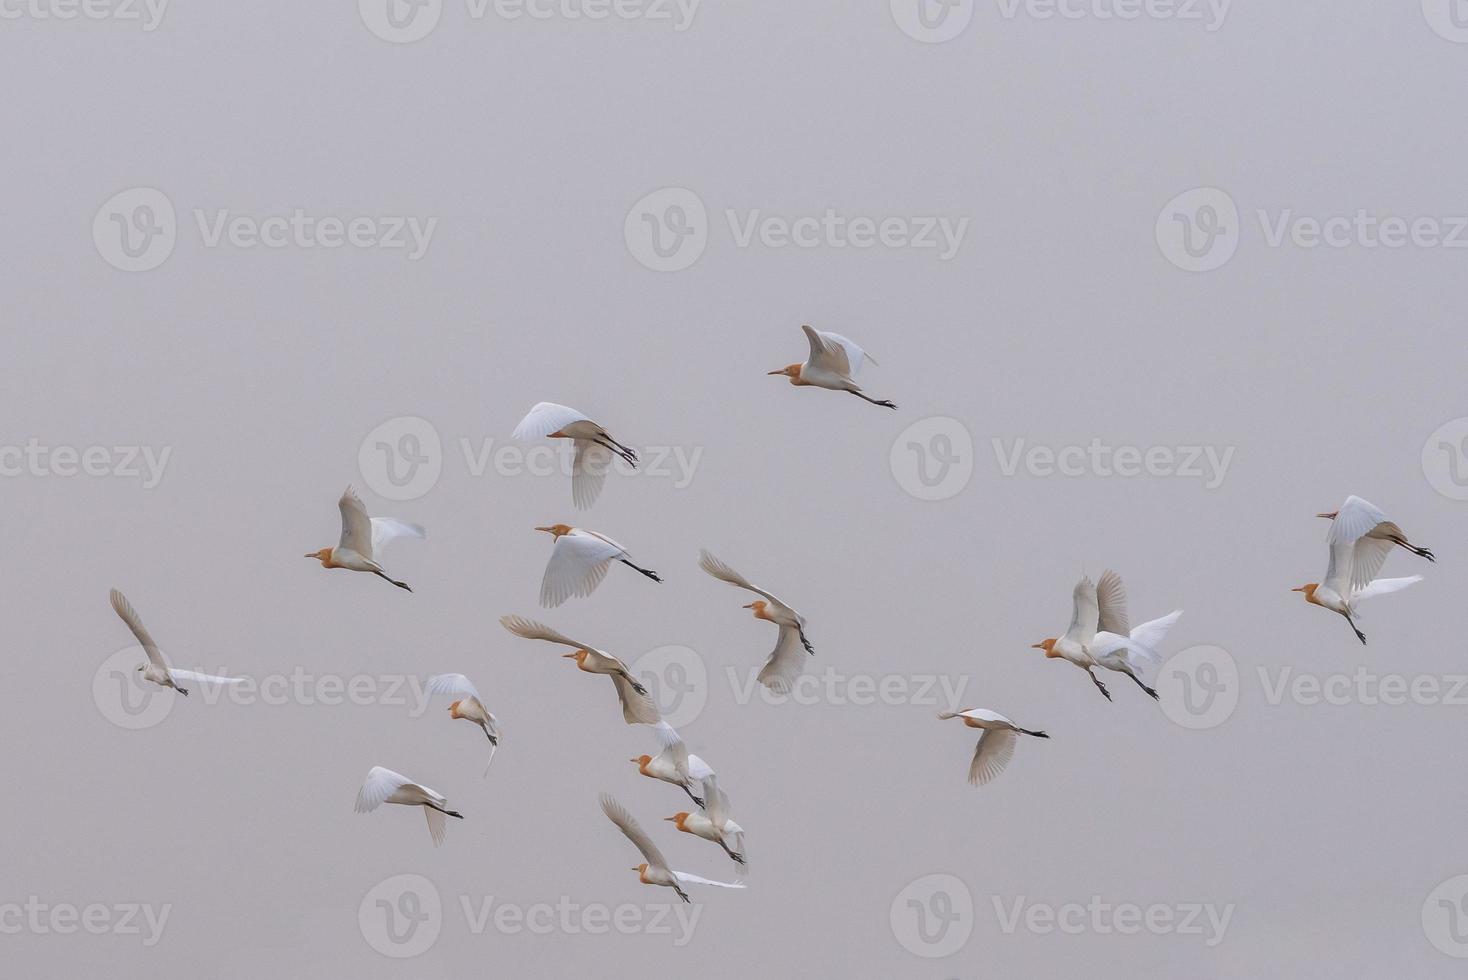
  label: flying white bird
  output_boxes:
[632,722,713,807]
[108,589,246,697]
[1030,575,1142,702]
[354,766,463,846]
[1295,496,1428,644]
[699,549,813,692]
[305,486,424,592]
[599,794,746,903]
[425,673,501,773]
[512,402,639,509]
[1089,570,1183,701]
[767,324,896,409]
[534,524,662,607]
[937,708,1049,786]
[665,774,747,868]
[499,615,659,725]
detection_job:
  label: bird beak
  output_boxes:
[1315,512,1335,519]
[741,602,755,609]
[766,369,784,376]
[1291,586,1306,592]
[1029,642,1045,650]
[662,815,677,822]
[534,526,553,534]
[561,652,577,658]
[302,552,316,559]
[629,758,639,764]
[630,867,640,872]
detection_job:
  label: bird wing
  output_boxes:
[513,402,589,440]
[1322,541,1355,597]
[1353,575,1423,604]
[499,615,601,654]
[355,766,409,813]
[801,324,854,377]
[686,754,715,781]
[540,532,624,608]
[1348,537,1395,596]
[756,625,806,693]
[338,486,376,559]
[109,589,168,670]
[957,708,1007,724]
[1124,610,1182,668]
[572,440,612,510]
[969,729,1017,786]
[819,331,876,375]
[370,517,425,556]
[600,793,672,870]
[702,774,729,829]
[167,669,246,686]
[424,806,447,847]
[1096,570,1129,636]
[661,739,691,778]
[425,673,481,700]
[1062,576,1099,645]
[1329,496,1388,545]
[612,672,661,725]
[673,872,747,889]
[698,550,784,605]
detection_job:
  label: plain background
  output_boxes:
[3,2,1467,975]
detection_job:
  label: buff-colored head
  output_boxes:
[304,548,334,567]
[631,863,650,879]
[1031,638,1059,658]
[630,755,652,773]
[663,813,691,832]
[561,649,590,666]
[1292,583,1320,605]
[742,600,772,621]
[448,700,464,720]
[767,364,803,384]
[535,524,574,539]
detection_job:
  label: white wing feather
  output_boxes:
[756,625,806,693]
[337,486,376,558]
[541,532,625,607]
[969,729,1017,786]
[370,517,425,556]
[355,766,410,813]
[673,872,747,889]
[425,673,481,700]
[109,589,168,670]
[572,440,612,510]
[513,402,590,440]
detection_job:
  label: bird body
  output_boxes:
[108,588,246,697]
[499,616,659,725]
[535,524,661,607]
[937,708,1049,785]
[767,325,896,409]
[699,549,813,691]
[355,766,463,846]
[425,673,501,773]
[633,724,713,806]
[600,794,746,903]
[513,402,638,508]
[666,774,746,866]
[305,486,423,592]
[1088,570,1183,701]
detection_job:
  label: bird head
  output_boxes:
[742,600,769,619]
[1316,510,1338,520]
[448,700,463,719]
[631,863,648,876]
[1292,583,1320,604]
[535,524,574,539]
[663,813,691,831]
[630,754,652,771]
[561,649,589,665]
[767,364,802,383]
[304,548,333,566]
[1030,638,1058,658]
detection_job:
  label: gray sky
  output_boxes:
[4,1,1468,975]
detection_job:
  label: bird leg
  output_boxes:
[426,802,464,819]
[482,726,498,746]
[1345,612,1366,645]
[594,436,638,467]
[174,685,190,697]
[1124,670,1159,701]
[719,840,746,865]
[619,669,650,697]
[682,784,705,809]
[846,389,898,410]
[798,627,815,655]
[1088,669,1113,701]
[1017,728,1050,739]
[373,570,413,592]
[619,559,663,583]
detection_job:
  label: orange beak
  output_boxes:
[561,652,577,658]
[1030,642,1046,649]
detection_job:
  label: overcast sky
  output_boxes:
[4,1,1468,976]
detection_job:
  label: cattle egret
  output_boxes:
[499,615,659,725]
[1030,576,1140,701]
[767,324,896,409]
[512,402,638,509]
[699,549,813,691]
[599,794,746,903]
[937,709,1049,785]
[1317,495,1435,564]
[1294,497,1428,644]
[535,524,661,607]
[632,723,712,807]
[1090,570,1183,701]
[305,486,424,592]
[665,774,747,867]
[425,673,501,773]
[108,589,246,697]
[355,766,462,846]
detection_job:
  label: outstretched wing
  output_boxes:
[425,673,481,701]
[371,517,425,556]
[969,729,1017,786]
[1063,576,1099,645]
[355,766,409,813]
[673,871,747,889]
[499,615,601,654]
[513,402,590,440]
[801,324,854,377]
[572,440,612,510]
[756,625,806,693]
[1096,570,1129,636]
[698,550,783,605]
[167,669,247,686]
[424,806,448,847]
[541,532,624,607]
[612,673,661,725]
[600,793,671,870]
[819,331,876,375]
[338,486,376,559]
[1353,575,1422,604]
[109,589,168,670]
